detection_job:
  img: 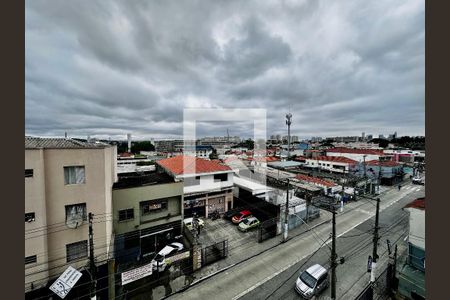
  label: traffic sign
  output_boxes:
[49,266,83,299]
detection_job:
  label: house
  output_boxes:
[326,147,384,162]
[157,156,234,218]
[295,174,341,196]
[112,171,184,263]
[397,198,425,300]
[304,156,358,173]
[25,136,117,293]
[183,145,214,159]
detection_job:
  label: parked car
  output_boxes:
[151,242,184,272]
[295,264,329,299]
[238,216,260,232]
[224,208,244,220]
[183,217,205,231]
[232,210,252,224]
[412,177,425,185]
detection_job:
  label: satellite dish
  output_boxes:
[66,206,84,229]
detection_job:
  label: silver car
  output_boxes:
[295,264,329,299]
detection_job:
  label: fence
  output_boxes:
[201,240,228,267]
[257,217,279,243]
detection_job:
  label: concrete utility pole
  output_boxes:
[286,113,292,161]
[88,213,97,300]
[283,178,290,242]
[370,198,381,283]
[331,209,337,300]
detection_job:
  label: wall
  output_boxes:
[408,208,425,249]
[326,151,380,162]
[183,172,234,195]
[25,149,49,289]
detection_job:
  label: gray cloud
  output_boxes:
[25,0,424,140]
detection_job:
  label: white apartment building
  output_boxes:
[25,137,117,293]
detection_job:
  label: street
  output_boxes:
[168,182,424,300]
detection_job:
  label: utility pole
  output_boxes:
[331,208,337,300]
[370,198,381,283]
[88,212,97,300]
[286,113,292,161]
[283,178,290,242]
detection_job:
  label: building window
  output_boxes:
[25,212,35,223]
[25,255,37,265]
[141,200,168,215]
[184,176,200,187]
[65,203,87,228]
[66,240,88,262]
[118,208,134,222]
[214,173,228,182]
[64,166,85,185]
[25,169,34,178]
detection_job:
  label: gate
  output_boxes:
[257,217,279,243]
[355,267,389,300]
[201,240,228,267]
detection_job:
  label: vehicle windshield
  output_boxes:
[154,254,164,263]
[300,271,317,288]
[242,218,250,225]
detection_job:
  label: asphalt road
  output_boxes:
[168,183,424,300]
[240,184,424,300]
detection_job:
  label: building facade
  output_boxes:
[25,137,117,293]
[157,156,234,218]
[112,172,184,263]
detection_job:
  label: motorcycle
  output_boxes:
[209,210,220,220]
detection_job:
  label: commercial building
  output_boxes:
[304,156,358,173]
[157,156,234,218]
[295,174,341,196]
[326,147,384,162]
[355,160,404,185]
[112,171,184,263]
[25,137,117,293]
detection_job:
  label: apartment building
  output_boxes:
[25,137,117,293]
[157,156,234,218]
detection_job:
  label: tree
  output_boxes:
[130,141,155,153]
[209,148,219,160]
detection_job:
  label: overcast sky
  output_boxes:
[25,0,424,141]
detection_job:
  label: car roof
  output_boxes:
[240,210,252,215]
[246,217,258,222]
[183,218,193,223]
[305,264,327,279]
[158,245,175,256]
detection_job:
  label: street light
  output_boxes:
[286,113,292,161]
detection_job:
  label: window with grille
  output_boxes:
[25,255,37,265]
[214,173,228,182]
[64,166,85,185]
[65,203,87,222]
[66,240,88,262]
[25,169,34,178]
[118,208,134,222]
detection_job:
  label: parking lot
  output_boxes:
[197,217,257,249]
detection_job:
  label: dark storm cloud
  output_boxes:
[25,0,424,140]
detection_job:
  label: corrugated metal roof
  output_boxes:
[25,136,110,149]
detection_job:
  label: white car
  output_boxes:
[183,217,205,231]
[151,242,184,272]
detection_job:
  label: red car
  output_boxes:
[232,210,252,224]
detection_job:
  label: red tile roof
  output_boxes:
[366,160,401,167]
[327,147,383,155]
[311,156,358,164]
[295,174,337,187]
[157,155,231,176]
[404,197,425,210]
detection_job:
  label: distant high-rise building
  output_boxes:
[276,134,281,141]
[367,134,373,140]
[393,131,397,139]
[379,134,385,139]
[362,132,365,140]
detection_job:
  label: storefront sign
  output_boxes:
[121,262,153,285]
